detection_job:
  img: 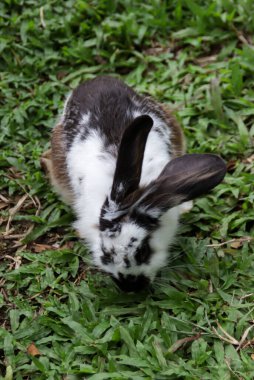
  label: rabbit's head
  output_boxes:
[93,115,226,292]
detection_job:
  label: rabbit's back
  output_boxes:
[62,76,141,151]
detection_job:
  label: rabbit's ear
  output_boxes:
[111,115,153,203]
[131,153,226,221]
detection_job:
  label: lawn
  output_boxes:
[0,0,254,379]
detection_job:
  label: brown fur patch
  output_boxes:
[41,124,73,204]
[159,104,186,157]
[51,124,73,203]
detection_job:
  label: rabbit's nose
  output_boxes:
[113,273,150,292]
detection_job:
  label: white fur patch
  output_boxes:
[67,131,115,247]
[149,206,180,273]
[179,200,193,214]
[102,197,126,221]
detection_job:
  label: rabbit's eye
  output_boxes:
[101,245,115,265]
[135,238,152,265]
[111,223,121,233]
[100,222,121,238]
[106,223,121,237]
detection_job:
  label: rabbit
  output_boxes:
[41,76,226,292]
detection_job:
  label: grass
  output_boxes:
[0,0,254,379]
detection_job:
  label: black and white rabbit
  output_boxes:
[41,76,226,292]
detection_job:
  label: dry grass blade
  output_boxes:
[40,7,46,28]
[207,237,253,248]
[224,358,242,380]
[5,194,28,234]
[4,254,22,269]
[216,321,239,345]
[237,323,254,351]
[243,154,254,164]
[242,338,254,349]
[0,194,9,203]
[240,293,254,300]
[213,320,254,351]
[212,321,239,345]
[1,233,29,240]
[212,327,238,345]
[0,200,9,210]
[195,54,218,66]
[208,279,213,293]
[231,24,252,46]
[167,333,202,353]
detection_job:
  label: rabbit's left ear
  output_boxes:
[130,153,226,220]
[110,115,153,203]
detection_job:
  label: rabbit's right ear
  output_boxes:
[110,115,153,203]
[130,153,227,221]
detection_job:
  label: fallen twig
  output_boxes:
[207,237,253,248]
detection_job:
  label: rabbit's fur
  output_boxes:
[42,76,226,292]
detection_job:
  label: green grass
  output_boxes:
[0,0,254,379]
